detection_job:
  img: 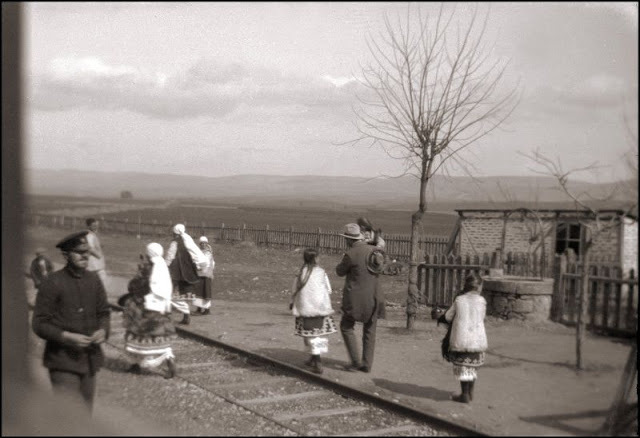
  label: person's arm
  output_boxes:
[336,253,351,277]
[91,276,111,344]
[444,300,457,323]
[45,258,54,274]
[323,271,332,295]
[165,240,177,265]
[32,279,92,348]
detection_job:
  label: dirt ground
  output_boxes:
[22,226,638,436]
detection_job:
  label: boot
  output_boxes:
[311,355,323,374]
[305,355,315,367]
[469,380,475,401]
[201,308,210,315]
[452,381,470,403]
[165,357,176,379]
[179,313,190,325]
[128,363,141,374]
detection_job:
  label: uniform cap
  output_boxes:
[55,230,90,252]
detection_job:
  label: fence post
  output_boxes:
[221,223,225,242]
[289,226,293,250]
[61,215,65,228]
[124,218,129,234]
[626,269,636,331]
[316,227,321,249]
[265,225,270,246]
[242,223,247,242]
[551,253,567,321]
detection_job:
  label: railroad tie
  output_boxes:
[336,424,423,436]
[274,406,369,422]
[239,390,331,405]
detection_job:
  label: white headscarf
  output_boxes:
[173,223,185,235]
[144,242,173,314]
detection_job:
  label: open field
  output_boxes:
[26,194,459,236]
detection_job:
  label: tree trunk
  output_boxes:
[576,248,590,370]
[406,209,424,329]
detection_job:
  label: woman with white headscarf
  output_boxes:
[193,236,215,315]
[165,223,208,325]
[118,242,177,378]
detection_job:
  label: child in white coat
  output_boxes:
[289,248,337,374]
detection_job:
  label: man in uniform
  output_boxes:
[336,223,385,373]
[32,230,111,413]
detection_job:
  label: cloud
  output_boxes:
[29,56,362,120]
[555,74,627,107]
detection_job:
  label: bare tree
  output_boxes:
[523,148,637,370]
[350,4,520,328]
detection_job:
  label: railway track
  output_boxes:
[107,305,485,436]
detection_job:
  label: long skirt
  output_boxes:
[195,276,213,300]
[123,310,176,370]
[449,351,485,382]
[294,316,337,355]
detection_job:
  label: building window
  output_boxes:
[555,222,582,256]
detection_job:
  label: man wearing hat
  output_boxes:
[336,223,385,373]
[32,230,111,412]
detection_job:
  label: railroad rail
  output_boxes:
[108,303,487,436]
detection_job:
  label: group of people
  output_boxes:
[30,215,487,416]
[288,216,487,404]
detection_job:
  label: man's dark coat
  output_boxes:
[336,240,385,322]
[32,265,111,375]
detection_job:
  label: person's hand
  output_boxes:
[62,332,93,348]
[90,329,107,345]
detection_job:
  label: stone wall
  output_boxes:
[482,277,554,322]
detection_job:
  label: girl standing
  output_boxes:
[443,273,488,403]
[194,236,215,315]
[289,248,337,374]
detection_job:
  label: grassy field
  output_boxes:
[26,195,458,236]
[25,225,416,308]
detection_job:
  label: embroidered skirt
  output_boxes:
[448,351,485,367]
[294,315,337,338]
[125,333,176,369]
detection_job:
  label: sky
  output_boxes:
[24,2,638,183]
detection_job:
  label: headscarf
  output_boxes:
[174,225,208,270]
[144,242,173,313]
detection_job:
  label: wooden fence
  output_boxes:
[27,213,449,261]
[552,254,638,337]
[419,253,491,307]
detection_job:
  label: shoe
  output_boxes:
[469,380,475,401]
[165,358,176,379]
[343,363,362,372]
[358,365,371,373]
[179,314,190,325]
[305,356,315,367]
[128,364,142,374]
[311,356,323,374]
[452,381,471,403]
[201,308,210,315]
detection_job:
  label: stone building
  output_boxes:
[445,208,638,276]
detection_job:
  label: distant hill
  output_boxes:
[25,168,634,211]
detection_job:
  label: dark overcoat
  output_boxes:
[32,265,111,375]
[169,237,199,285]
[336,240,385,322]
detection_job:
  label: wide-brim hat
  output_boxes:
[55,230,90,252]
[339,223,364,240]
